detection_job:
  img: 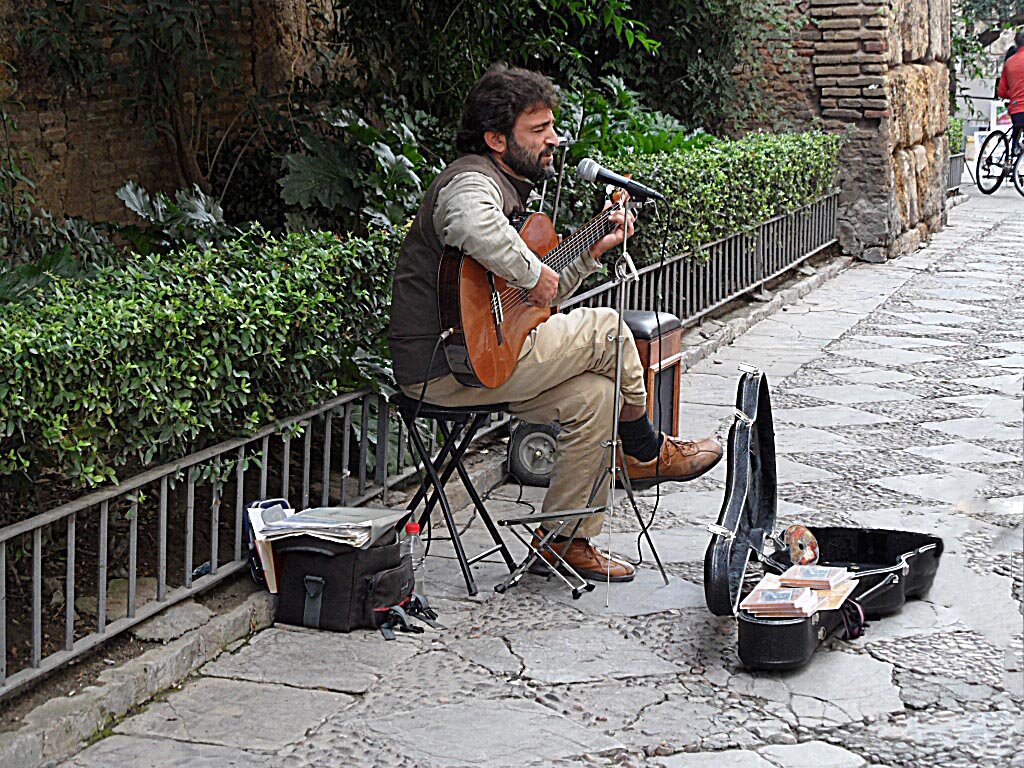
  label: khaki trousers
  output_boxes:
[401,307,647,538]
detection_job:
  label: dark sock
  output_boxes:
[618,415,663,462]
[537,527,574,543]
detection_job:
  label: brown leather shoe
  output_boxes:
[623,434,723,490]
[528,531,635,582]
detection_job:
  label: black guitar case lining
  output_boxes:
[703,369,943,671]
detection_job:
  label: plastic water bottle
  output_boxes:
[402,521,423,571]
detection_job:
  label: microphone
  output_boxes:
[576,158,666,202]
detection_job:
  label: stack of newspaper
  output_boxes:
[247,503,407,593]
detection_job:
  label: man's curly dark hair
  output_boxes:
[455,64,559,156]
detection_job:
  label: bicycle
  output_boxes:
[975,124,1024,196]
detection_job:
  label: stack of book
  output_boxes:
[779,564,852,590]
[739,567,859,618]
[739,583,819,618]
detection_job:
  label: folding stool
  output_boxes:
[394,393,516,596]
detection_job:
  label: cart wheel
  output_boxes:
[508,422,560,486]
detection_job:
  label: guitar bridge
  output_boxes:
[487,273,504,345]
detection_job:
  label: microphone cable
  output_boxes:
[633,193,673,566]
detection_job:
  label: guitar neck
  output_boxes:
[544,203,622,275]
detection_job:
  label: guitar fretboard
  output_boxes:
[544,203,621,276]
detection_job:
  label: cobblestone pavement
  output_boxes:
[61,191,1022,767]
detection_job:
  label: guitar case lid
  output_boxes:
[704,368,778,617]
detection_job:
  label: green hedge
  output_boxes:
[948,118,964,154]
[2,129,840,491]
[559,130,841,268]
[0,227,400,487]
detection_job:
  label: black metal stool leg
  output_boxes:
[405,416,479,595]
[442,415,516,572]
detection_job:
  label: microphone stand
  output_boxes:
[583,192,669,603]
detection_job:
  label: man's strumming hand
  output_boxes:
[526,263,559,307]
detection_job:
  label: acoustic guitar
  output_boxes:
[438,201,624,388]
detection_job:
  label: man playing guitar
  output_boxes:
[387,64,722,582]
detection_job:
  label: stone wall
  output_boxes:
[740,0,951,262]
[0,0,319,224]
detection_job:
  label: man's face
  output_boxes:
[499,106,559,183]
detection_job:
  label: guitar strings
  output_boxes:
[494,204,620,314]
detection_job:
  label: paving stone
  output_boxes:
[657,749,775,767]
[978,354,1024,370]
[506,625,682,684]
[446,635,522,676]
[922,417,1021,442]
[954,373,1024,396]
[352,699,623,766]
[866,469,990,505]
[829,368,916,385]
[983,341,1024,353]
[603,528,711,564]
[624,694,734,751]
[909,299,983,313]
[758,741,866,768]
[883,323,979,337]
[727,651,903,728]
[536,567,706,617]
[773,427,864,454]
[887,311,981,326]
[919,287,999,301]
[202,625,420,693]
[848,598,965,643]
[132,600,214,643]
[774,405,893,427]
[58,736,272,767]
[849,334,960,349]
[790,384,918,404]
[835,347,946,368]
[774,456,838,484]
[115,678,351,752]
[904,442,1019,465]
[941,393,1022,423]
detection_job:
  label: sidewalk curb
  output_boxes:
[0,592,275,768]
[1,254,854,768]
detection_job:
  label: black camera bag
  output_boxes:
[274,531,415,632]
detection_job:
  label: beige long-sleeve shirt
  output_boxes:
[432,171,604,304]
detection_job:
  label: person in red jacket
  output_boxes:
[997,30,1024,156]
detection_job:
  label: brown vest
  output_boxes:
[388,154,533,386]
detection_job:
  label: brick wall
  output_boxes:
[0,0,317,225]
[738,0,951,261]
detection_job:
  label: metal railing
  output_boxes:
[0,191,839,701]
[561,191,839,324]
[948,153,965,196]
[0,389,446,701]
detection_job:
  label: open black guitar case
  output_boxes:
[703,367,944,671]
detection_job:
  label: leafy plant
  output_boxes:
[21,0,247,192]
[557,129,842,268]
[948,118,965,154]
[117,180,235,251]
[559,75,716,160]
[279,107,439,231]
[0,225,402,487]
[0,58,116,302]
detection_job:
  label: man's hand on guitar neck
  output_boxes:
[589,200,636,263]
[526,263,559,307]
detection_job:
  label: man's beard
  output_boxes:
[504,134,556,183]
